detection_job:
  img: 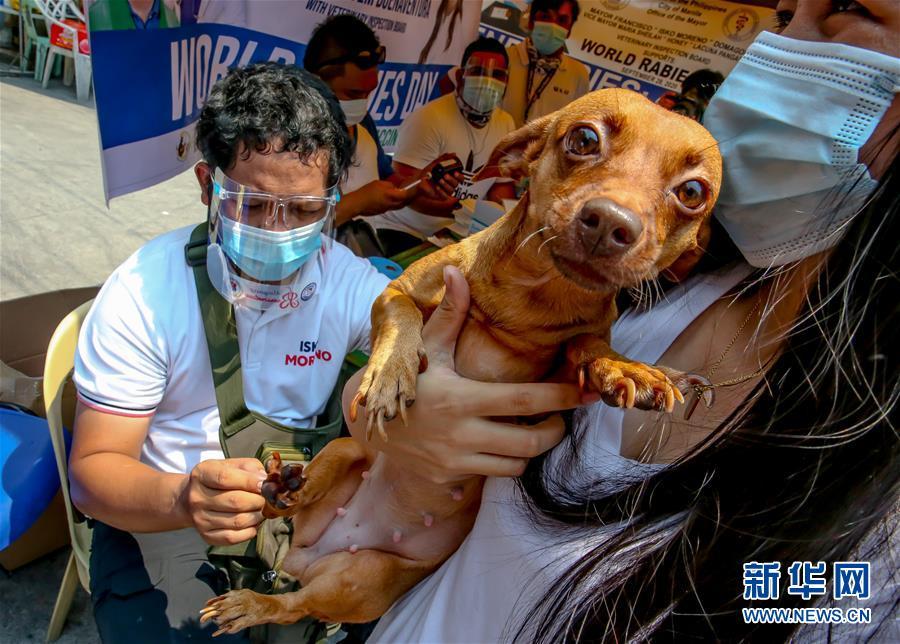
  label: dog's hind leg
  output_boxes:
[200,550,435,633]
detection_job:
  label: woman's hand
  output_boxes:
[343,266,598,485]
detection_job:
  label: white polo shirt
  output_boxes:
[503,40,590,127]
[74,225,389,474]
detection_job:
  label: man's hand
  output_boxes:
[337,179,415,224]
[180,458,268,546]
[416,154,464,200]
[394,155,464,218]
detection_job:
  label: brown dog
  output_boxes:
[199,89,722,634]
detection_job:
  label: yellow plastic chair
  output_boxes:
[43,299,93,642]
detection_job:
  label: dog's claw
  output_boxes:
[365,412,375,442]
[678,374,715,408]
[349,392,365,423]
[376,409,388,442]
[614,378,637,408]
[399,394,408,426]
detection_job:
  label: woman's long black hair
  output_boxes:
[517,152,899,642]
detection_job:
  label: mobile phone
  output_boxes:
[429,158,463,183]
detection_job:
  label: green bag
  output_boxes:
[185,224,351,642]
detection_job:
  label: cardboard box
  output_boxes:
[0,286,99,570]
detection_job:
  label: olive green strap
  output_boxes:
[185,223,255,437]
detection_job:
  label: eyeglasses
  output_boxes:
[313,46,386,72]
[212,168,339,231]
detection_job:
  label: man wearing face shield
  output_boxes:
[368,36,518,256]
[502,0,589,127]
[67,63,391,643]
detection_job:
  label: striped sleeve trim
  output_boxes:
[76,391,157,418]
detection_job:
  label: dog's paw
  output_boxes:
[350,339,427,442]
[260,453,305,519]
[578,357,685,412]
[199,589,274,636]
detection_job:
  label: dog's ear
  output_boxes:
[473,114,556,182]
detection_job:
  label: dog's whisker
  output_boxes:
[515,226,549,255]
[538,235,560,255]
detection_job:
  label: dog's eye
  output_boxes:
[565,125,601,156]
[674,180,707,210]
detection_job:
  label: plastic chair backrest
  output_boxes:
[43,299,93,590]
[21,0,48,41]
[32,0,83,34]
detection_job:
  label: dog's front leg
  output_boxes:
[565,334,685,412]
[351,285,430,441]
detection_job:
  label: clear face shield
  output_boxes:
[460,57,508,115]
[206,167,340,310]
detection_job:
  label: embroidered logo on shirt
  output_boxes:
[301,283,317,301]
[280,291,300,309]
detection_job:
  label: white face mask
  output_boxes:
[703,31,899,268]
[339,98,369,126]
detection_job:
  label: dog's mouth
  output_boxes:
[546,233,660,292]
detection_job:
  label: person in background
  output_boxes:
[502,0,589,127]
[369,36,517,255]
[303,16,412,227]
[88,0,180,30]
[304,15,461,255]
[670,68,725,122]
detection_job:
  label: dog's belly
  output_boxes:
[455,316,558,383]
[286,456,480,579]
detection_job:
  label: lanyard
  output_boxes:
[525,61,557,121]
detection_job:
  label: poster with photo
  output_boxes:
[479,0,776,101]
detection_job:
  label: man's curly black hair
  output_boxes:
[195,62,353,187]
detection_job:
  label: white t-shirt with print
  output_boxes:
[343,124,379,195]
[367,93,516,239]
[74,225,389,474]
[503,40,590,128]
[371,262,754,643]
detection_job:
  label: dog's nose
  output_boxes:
[577,198,643,256]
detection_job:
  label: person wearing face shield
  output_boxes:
[304,14,463,256]
[68,63,392,643]
[347,1,900,642]
[502,0,589,127]
[368,36,518,256]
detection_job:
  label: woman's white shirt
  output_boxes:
[371,261,754,642]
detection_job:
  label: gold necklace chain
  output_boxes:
[684,298,768,420]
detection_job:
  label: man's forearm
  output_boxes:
[70,452,191,533]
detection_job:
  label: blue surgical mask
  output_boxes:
[462,76,506,114]
[218,215,325,281]
[530,21,567,57]
[703,31,899,267]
